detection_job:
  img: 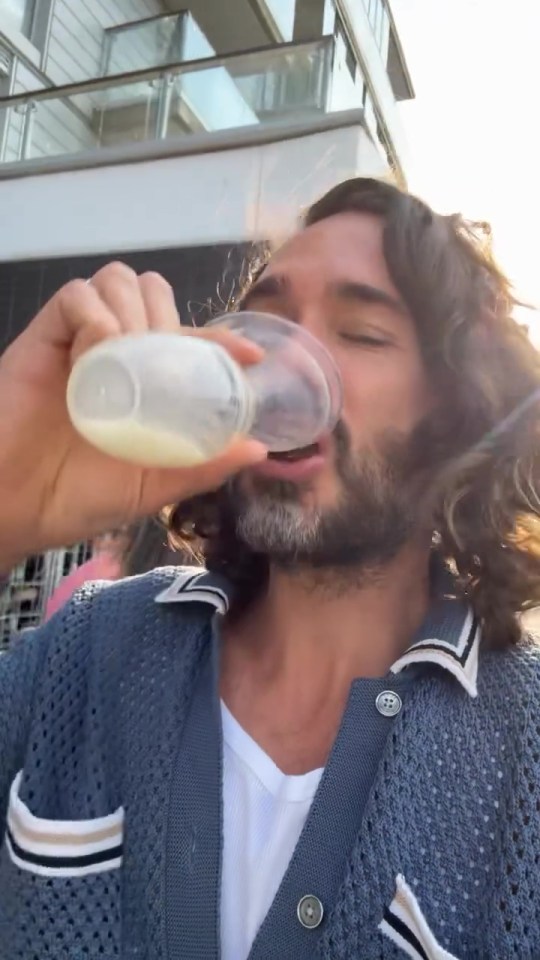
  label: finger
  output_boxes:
[187,437,268,490]
[29,278,122,358]
[90,262,147,333]
[188,326,264,367]
[138,272,182,331]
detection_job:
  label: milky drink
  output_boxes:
[66,314,343,468]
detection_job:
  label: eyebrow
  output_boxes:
[240,275,406,316]
[239,274,289,310]
[330,281,406,315]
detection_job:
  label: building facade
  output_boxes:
[0,0,414,637]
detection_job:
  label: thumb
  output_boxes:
[141,438,268,511]
[187,437,268,491]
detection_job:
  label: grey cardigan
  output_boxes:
[0,566,538,960]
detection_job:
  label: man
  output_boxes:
[0,177,538,959]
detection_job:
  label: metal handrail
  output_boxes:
[0,36,331,108]
[103,8,189,35]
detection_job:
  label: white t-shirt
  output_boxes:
[220,702,324,960]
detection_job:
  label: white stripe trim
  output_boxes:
[391,620,480,698]
[391,647,478,698]
[156,570,481,695]
[7,820,122,859]
[380,875,461,960]
[5,833,122,879]
[8,772,124,843]
[406,609,475,657]
[154,568,229,614]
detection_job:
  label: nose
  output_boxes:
[289,306,329,349]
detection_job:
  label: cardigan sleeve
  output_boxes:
[0,569,179,833]
[0,576,112,829]
[0,620,54,827]
[485,647,540,956]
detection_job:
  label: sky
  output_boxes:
[390,0,540,332]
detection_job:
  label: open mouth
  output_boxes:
[268,442,320,462]
[252,438,326,481]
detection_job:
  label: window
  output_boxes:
[322,0,336,35]
[0,0,53,52]
[0,42,12,162]
[261,0,295,41]
[378,4,389,58]
[0,0,33,37]
[373,0,383,39]
[334,19,356,79]
[364,0,390,56]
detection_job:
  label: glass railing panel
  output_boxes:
[328,31,365,113]
[103,13,186,76]
[228,40,331,119]
[0,37,364,164]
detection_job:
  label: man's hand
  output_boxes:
[0,262,266,568]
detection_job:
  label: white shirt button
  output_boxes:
[297,894,324,929]
[376,690,402,718]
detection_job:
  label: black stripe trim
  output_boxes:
[184,585,228,603]
[6,828,122,869]
[407,616,478,667]
[174,573,202,593]
[383,907,429,960]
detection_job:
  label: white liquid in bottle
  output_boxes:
[73,417,207,468]
[67,333,251,468]
[66,317,343,468]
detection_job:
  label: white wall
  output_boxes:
[0,123,387,261]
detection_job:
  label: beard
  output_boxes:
[223,419,434,574]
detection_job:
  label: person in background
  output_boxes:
[0,178,539,959]
[44,530,124,620]
[122,515,180,577]
[44,518,179,619]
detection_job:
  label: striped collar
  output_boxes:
[155,566,480,698]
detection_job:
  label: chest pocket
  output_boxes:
[5,771,123,878]
[379,875,461,960]
[0,771,123,959]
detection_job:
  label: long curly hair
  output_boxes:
[168,177,540,649]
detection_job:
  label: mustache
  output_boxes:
[332,419,352,462]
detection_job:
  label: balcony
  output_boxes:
[0,24,391,173]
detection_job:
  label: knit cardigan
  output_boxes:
[0,567,539,960]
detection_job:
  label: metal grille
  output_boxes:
[0,543,92,649]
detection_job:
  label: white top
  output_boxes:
[220,702,324,960]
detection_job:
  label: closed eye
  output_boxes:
[340,333,390,347]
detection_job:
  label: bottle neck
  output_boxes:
[219,349,257,440]
[234,371,257,438]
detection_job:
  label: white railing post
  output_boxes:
[156,72,174,140]
[17,99,37,160]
